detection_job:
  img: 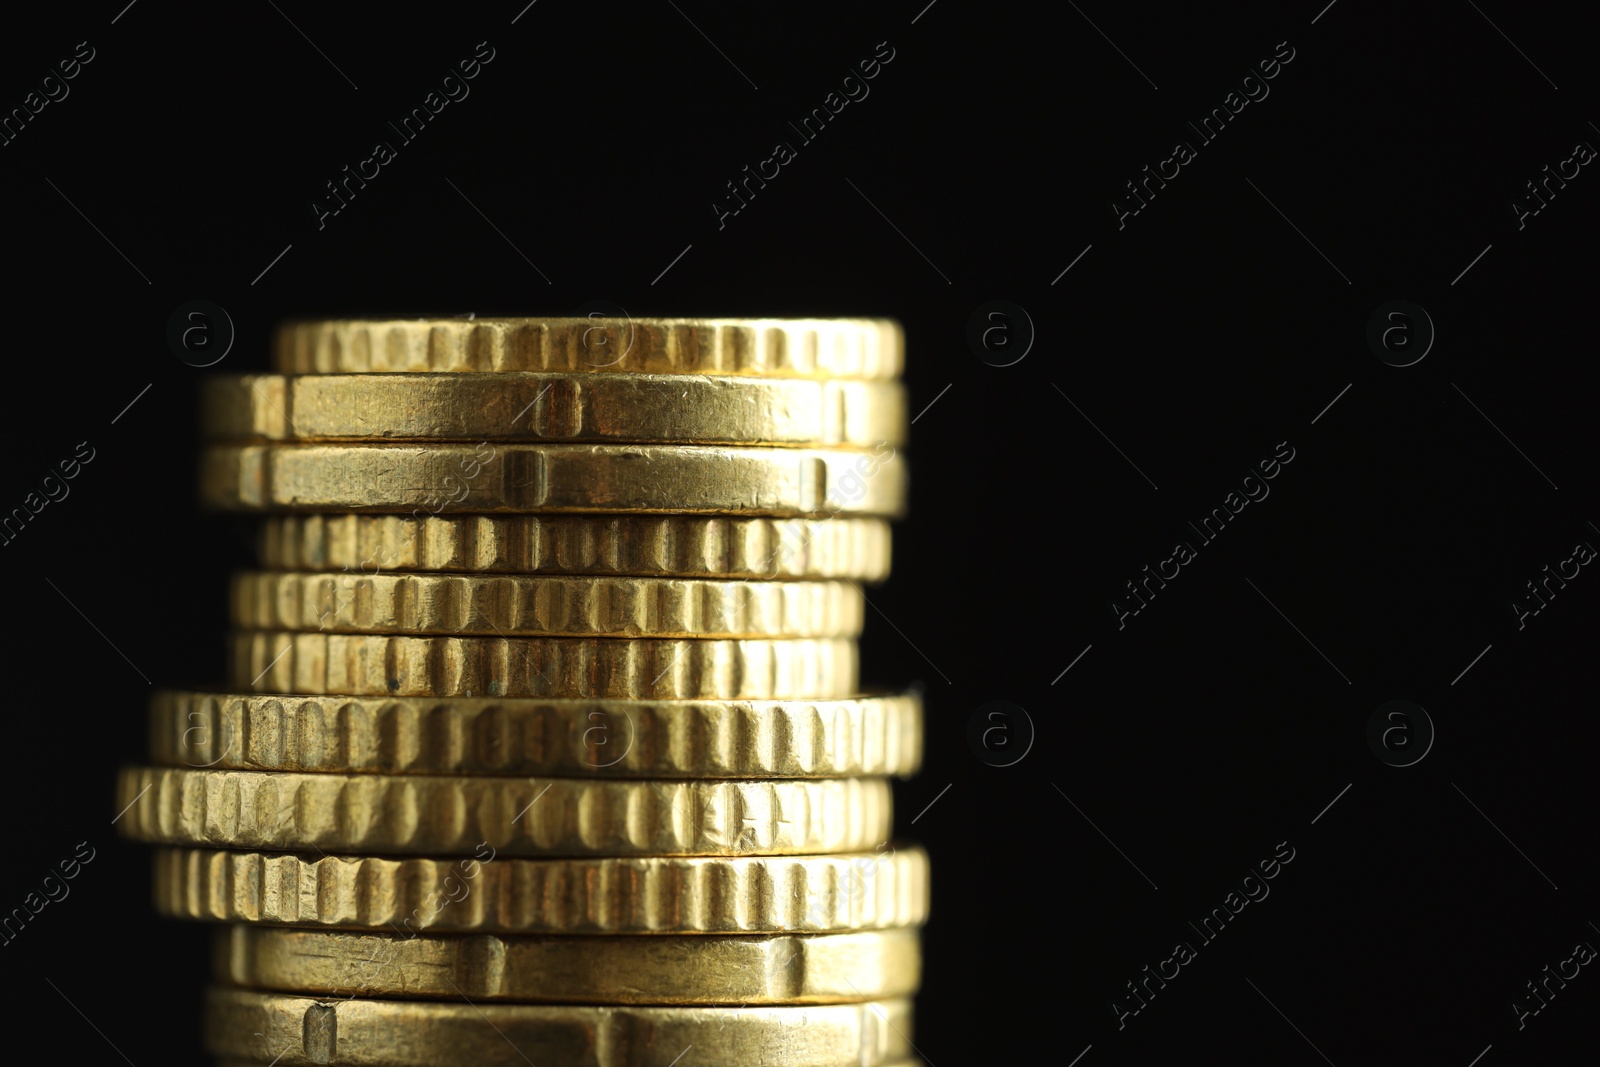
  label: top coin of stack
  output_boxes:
[116,317,925,1067]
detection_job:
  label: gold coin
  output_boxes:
[230,572,864,638]
[204,373,906,446]
[200,442,906,516]
[258,513,893,581]
[217,1063,925,1067]
[115,767,893,857]
[151,690,923,778]
[230,631,858,699]
[207,987,913,1066]
[154,846,928,933]
[273,317,903,380]
[214,926,921,1004]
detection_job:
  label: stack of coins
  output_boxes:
[115,318,926,1067]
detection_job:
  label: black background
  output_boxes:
[2,2,1597,1063]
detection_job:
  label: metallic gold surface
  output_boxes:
[150,690,923,778]
[214,926,921,1004]
[215,1063,929,1067]
[204,373,906,446]
[115,767,893,857]
[123,314,921,1065]
[273,317,904,379]
[258,513,893,580]
[201,442,905,516]
[229,631,859,699]
[206,987,914,1066]
[154,846,929,932]
[229,572,864,637]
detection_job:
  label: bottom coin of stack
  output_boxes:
[206,928,920,1064]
